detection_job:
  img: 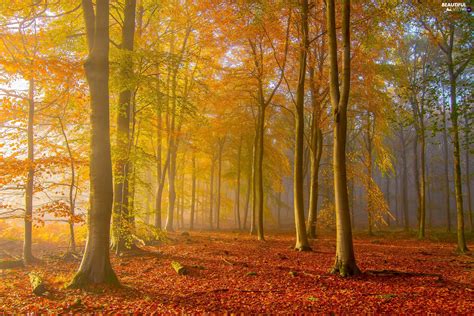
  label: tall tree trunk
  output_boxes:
[235,137,242,230]
[209,156,215,229]
[23,78,35,264]
[250,132,257,235]
[386,174,390,227]
[413,136,420,229]
[70,0,118,287]
[366,115,374,236]
[326,0,359,276]
[293,0,311,251]
[464,116,472,232]
[216,139,224,230]
[59,118,77,252]
[418,128,426,239]
[190,153,196,230]
[307,62,323,239]
[395,167,399,225]
[112,0,136,253]
[401,129,409,230]
[243,154,252,230]
[255,102,265,240]
[166,143,177,231]
[442,107,452,232]
[449,65,468,252]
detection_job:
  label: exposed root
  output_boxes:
[365,269,443,281]
[330,260,361,277]
[294,244,312,252]
[68,267,120,289]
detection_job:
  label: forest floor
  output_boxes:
[0,230,473,313]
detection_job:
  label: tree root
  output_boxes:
[365,269,443,281]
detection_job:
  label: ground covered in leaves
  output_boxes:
[0,231,473,313]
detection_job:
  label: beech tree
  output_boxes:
[69,0,118,287]
[326,0,360,276]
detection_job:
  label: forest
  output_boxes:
[0,0,472,313]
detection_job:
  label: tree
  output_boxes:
[112,0,137,253]
[69,0,118,287]
[292,0,311,251]
[326,0,360,276]
[414,4,472,252]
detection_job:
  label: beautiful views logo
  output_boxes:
[441,2,472,12]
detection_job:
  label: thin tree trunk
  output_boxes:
[216,139,224,230]
[366,115,374,236]
[59,118,76,252]
[449,64,468,252]
[235,137,242,230]
[23,78,35,264]
[442,107,452,232]
[293,0,311,251]
[243,154,252,230]
[255,102,265,240]
[418,128,426,239]
[327,0,359,276]
[250,132,257,235]
[401,129,409,231]
[209,156,215,229]
[464,116,472,232]
[307,61,323,239]
[386,174,390,227]
[112,0,136,253]
[190,154,196,230]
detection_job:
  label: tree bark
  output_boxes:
[293,0,311,251]
[449,65,468,252]
[70,0,118,287]
[190,154,196,230]
[59,118,77,252]
[209,155,215,229]
[326,0,360,276]
[23,78,35,264]
[112,0,136,253]
[235,137,242,230]
[216,138,225,230]
[464,116,472,232]
[401,129,409,231]
[442,106,452,232]
[243,150,252,230]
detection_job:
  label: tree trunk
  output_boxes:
[243,154,252,230]
[190,154,196,230]
[442,107,452,232]
[293,0,311,251]
[209,156,215,229]
[59,119,77,252]
[70,0,118,287]
[464,116,472,233]
[306,61,323,239]
[326,0,359,276]
[250,132,257,235]
[386,174,390,227]
[216,139,224,230]
[112,0,136,253]
[23,78,35,264]
[401,129,409,231]
[255,102,265,240]
[366,115,374,236]
[413,136,420,229]
[418,128,426,239]
[449,66,468,253]
[235,137,242,230]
